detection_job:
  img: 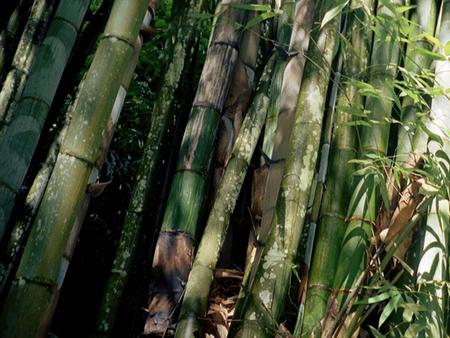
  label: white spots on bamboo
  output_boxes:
[299,144,314,191]
[249,312,256,320]
[17,277,26,287]
[262,241,287,271]
[259,289,272,308]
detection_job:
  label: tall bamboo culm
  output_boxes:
[144,0,249,333]
[175,49,276,338]
[323,1,403,336]
[0,0,55,124]
[0,0,90,243]
[415,1,450,335]
[0,0,32,81]
[298,1,371,335]
[93,0,209,335]
[247,0,314,271]
[230,0,342,335]
[0,1,151,336]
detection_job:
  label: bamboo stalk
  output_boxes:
[260,0,299,160]
[0,0,56,124]
[250,0,314,266]
[174,54,275,338]
[297,3,371,335]
[415,2,450,334]
[144,0,249,333]
[0,1,150,336]
[0,0,90,241]
[323,1,403,336]
[245,0,314,283]
[396,0,438,166]
[230,0,342,334]
[0,0,32,81]
[0,120,67,297]
[93,1,209,336]
[212,2,260,198]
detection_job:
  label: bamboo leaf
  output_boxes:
[354,290,398,305]
[379,293,401,327]
[369,326,386,338]
[227,3,272,11]
[320,0,348,29]
[378,174,391,212]
[420,32,442,48]
[444,40,450,56]
[245,11,277,29]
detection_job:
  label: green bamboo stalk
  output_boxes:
[0,1,150,336]
[0,120,67,296]
[415,2,450,335]
[0,0,90,241]
[0,0,32,80]
[324,1,403,335]
[174,54,275,338]
[297,4,371,335]
[245,0,314,278]
[144,0,249,333]
[0,0,55,124]
[415,199,449,337]
[212,3,260,197]
[261,0,298,159]
[229,0,342,335]
[396,0,438,166]
[94,1,208,336]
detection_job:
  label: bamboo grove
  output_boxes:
[0,0,448,337]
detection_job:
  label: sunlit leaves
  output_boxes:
[320,0,349,29]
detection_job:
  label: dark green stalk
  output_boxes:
[298,2,371,336]
[94,1,207,335]
[324,1,403,336]
[0,120,67,296]
[0,0,32,81]
[174,54,275,338]
[144,0,249,333]
[0,0,56,124]
[0,1,150,336]
[0,0,90,241]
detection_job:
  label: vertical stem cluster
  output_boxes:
[144,0,249,334]
[94,0,207,335]
[0,0,90,242]
[0,0,56,124]
[175,54,274,338]
[230,0,342,335]
[299,1,371,335]
[415,1,450,335]
[0,1,150,336]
